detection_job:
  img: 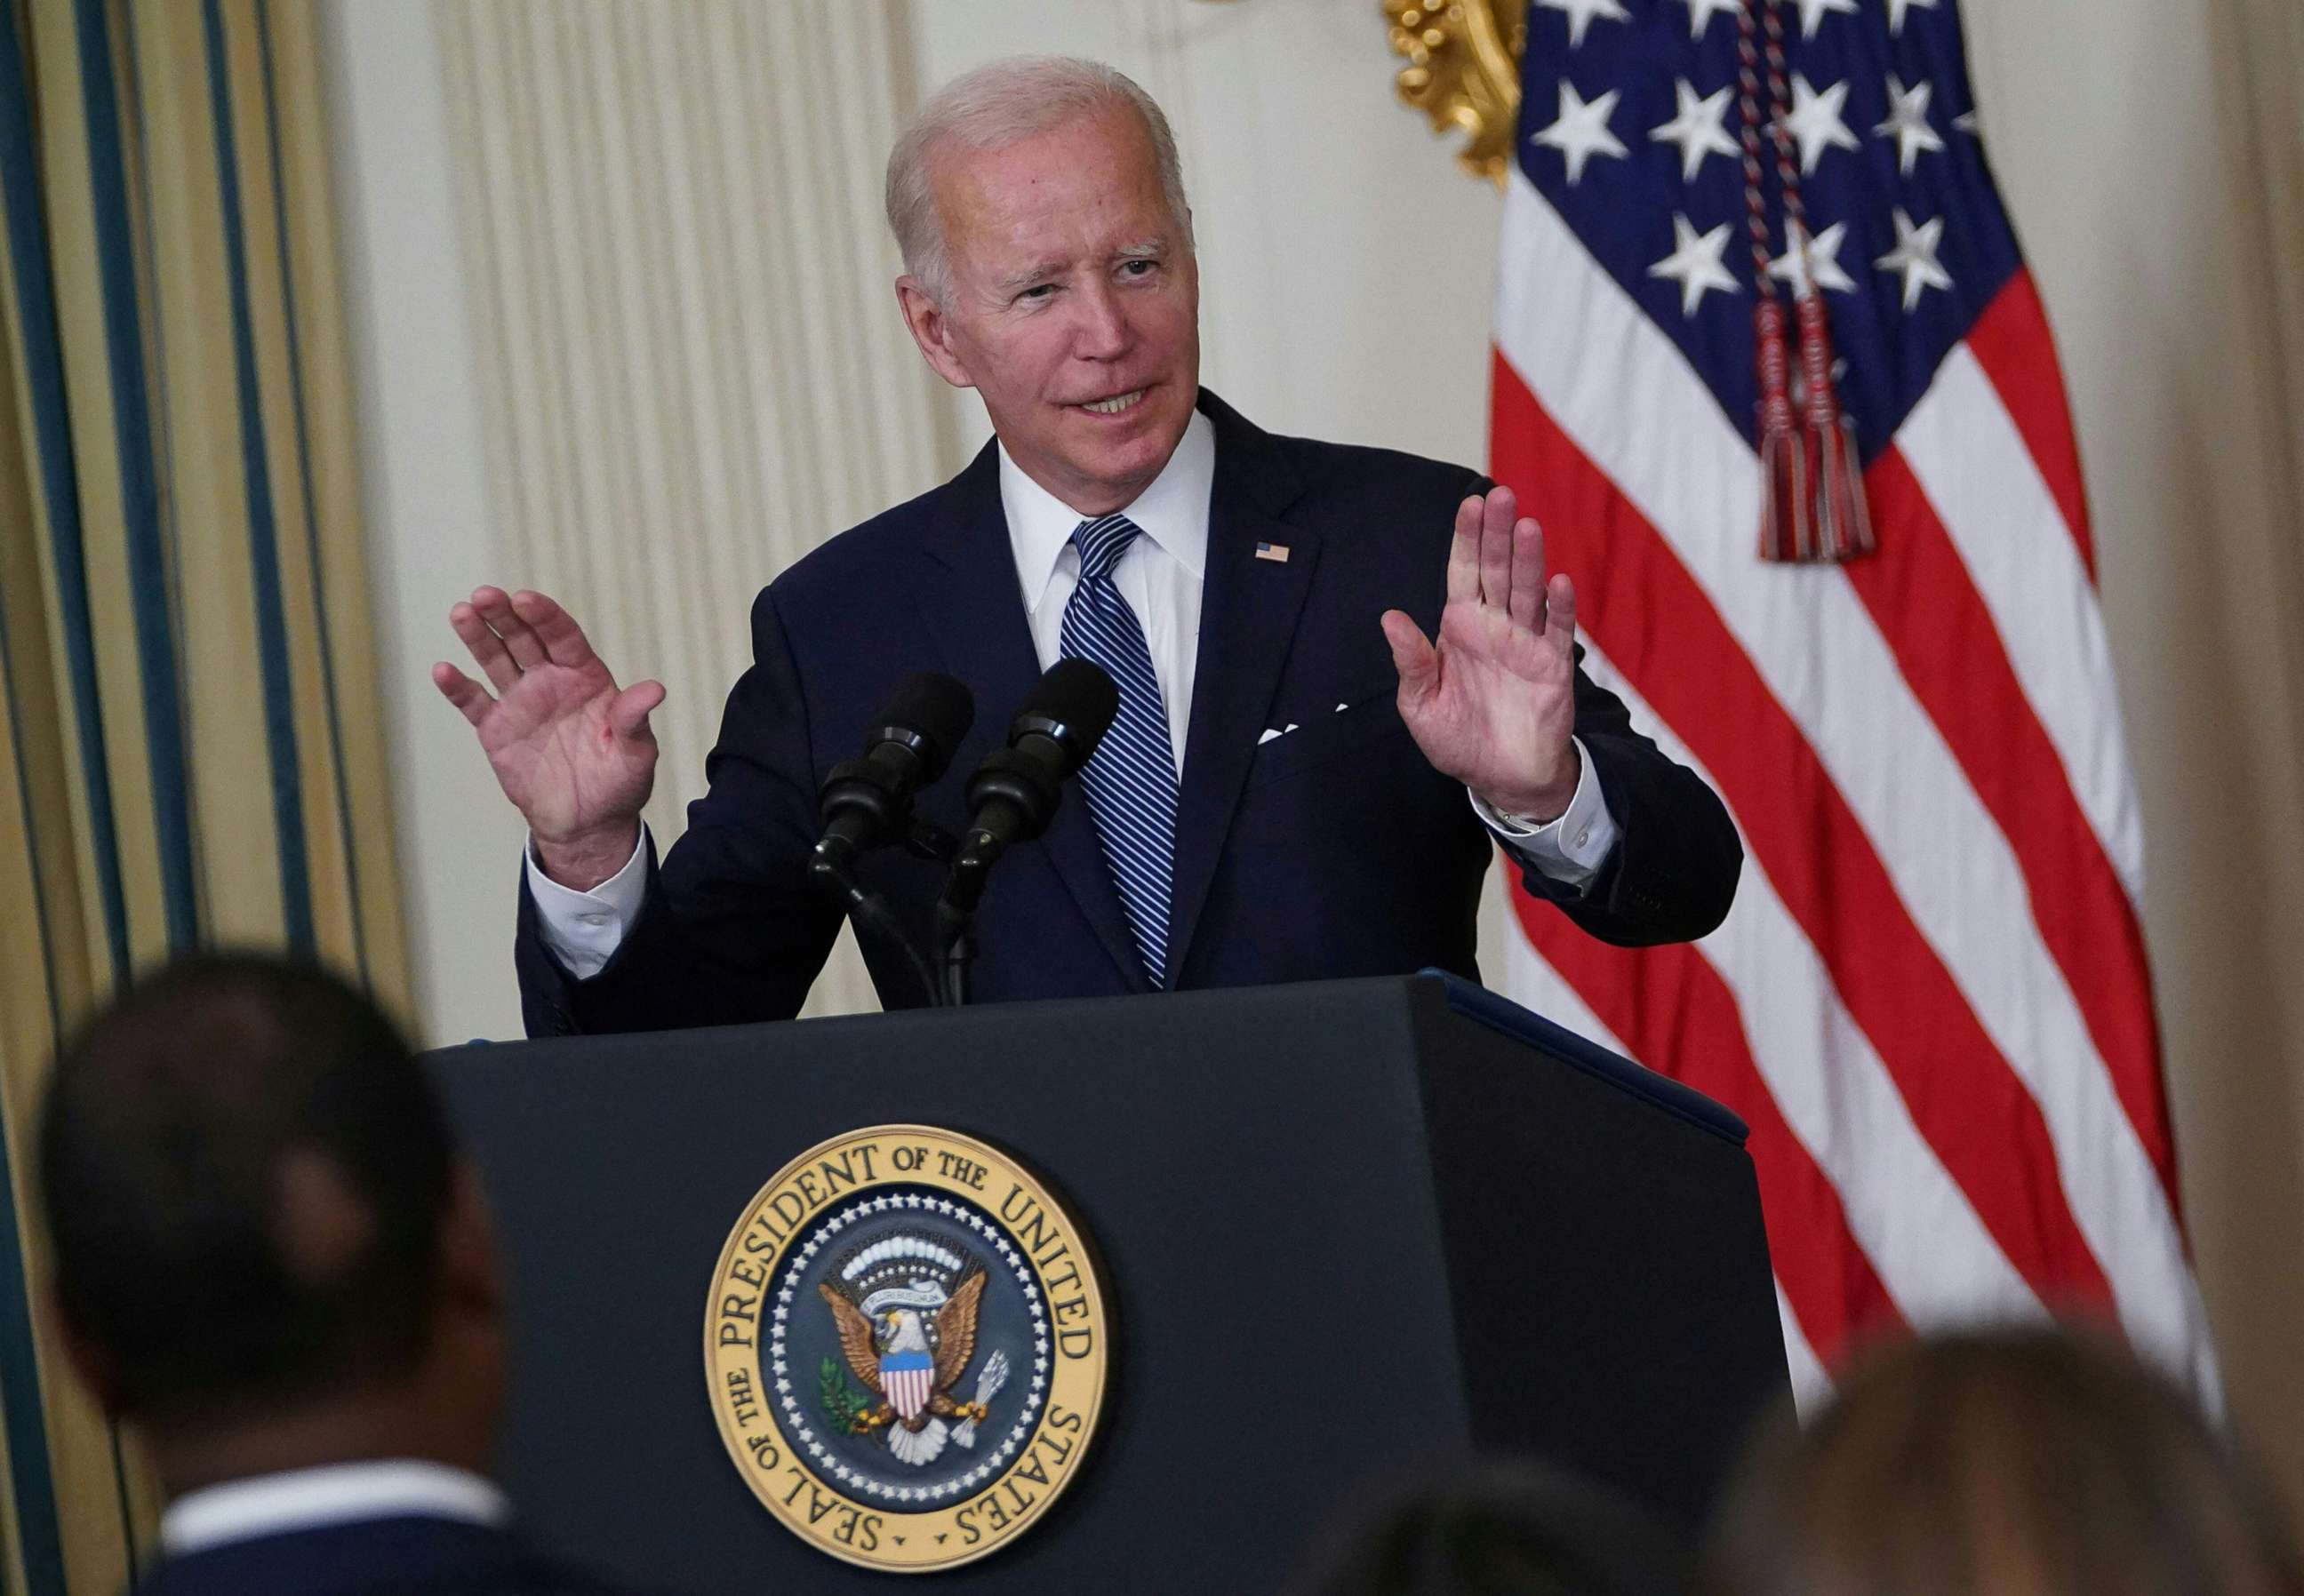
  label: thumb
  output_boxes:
[1380,610,1439,705]
[609,679,665,739]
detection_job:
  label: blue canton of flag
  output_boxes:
[1519,0,2019,462]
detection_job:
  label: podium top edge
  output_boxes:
[431,977,1748,1151]
[1421,971,1750,1147]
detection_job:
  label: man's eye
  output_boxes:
[1120,259,1156,278]
[1018,283,1056,302]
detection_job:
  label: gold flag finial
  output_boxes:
[1381,1,1527,188]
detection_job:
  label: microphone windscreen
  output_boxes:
[1020,658,1119,765]
[879,672,975,783]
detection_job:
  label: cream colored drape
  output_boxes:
[430,0,956,1020]
[1961,0,2304,1520]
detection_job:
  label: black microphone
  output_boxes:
[812,673,974,875]
[945,659,1118,908]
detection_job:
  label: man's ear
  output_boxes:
[43,1288,124,1415]
[894,276,976,391]
[436,1161,504,1324]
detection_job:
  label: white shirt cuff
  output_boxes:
[525,826,651,979]
[1469,738,1619,890]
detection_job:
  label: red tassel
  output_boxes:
[1755,296,1811,562]
[1793,290,1876,562]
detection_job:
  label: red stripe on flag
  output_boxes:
[1490,349,2116,1310]
[1964,271,2096,579]
[1510,888,1907,1365]
[1856,447,2180,1206]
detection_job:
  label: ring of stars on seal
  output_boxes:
[771,1191,1047,1504]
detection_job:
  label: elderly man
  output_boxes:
[39,954,653,1594]
[436,57,1738,1033]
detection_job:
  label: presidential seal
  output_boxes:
[704,1125,1109,1572]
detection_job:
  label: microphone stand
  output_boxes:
[806,818,958,1009]
[830,660,1113,1010]
[934,854,992,1008]
[930,682,1114,1008]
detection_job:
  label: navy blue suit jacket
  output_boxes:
[516,392,1738,1034]
[135,1516,651,1596]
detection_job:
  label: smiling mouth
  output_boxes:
[1076,389,1146,416]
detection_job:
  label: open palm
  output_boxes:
[435,588,663,882]
[1382,486,1581,821]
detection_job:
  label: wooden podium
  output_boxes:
[427,973,1788,1592]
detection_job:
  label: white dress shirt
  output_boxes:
[1002,409,1213,776]
[161,1460,509,1557]
[529,415,1618,978]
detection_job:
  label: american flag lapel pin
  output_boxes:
[1255,541,1291,563]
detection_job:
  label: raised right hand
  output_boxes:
[434,587,664,890]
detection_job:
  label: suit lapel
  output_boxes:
[1165,394,1319,986]
[912,442,1150,993]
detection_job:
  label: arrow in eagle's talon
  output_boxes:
[952,1350,1012,1448]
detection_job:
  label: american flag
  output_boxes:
[1489,0,2219,1406]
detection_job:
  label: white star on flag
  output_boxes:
[1876,205,1954,309]
[1794,0,1859,36]
[1535,0,1630,48]
[1874,76,1946,176]
[1649,214,1740,316]
[1651,78,1740,182]
[1779,74,1860,175]
[1887,0,1940,33]
[1674,0,1742,37]
[1956,108,1982,135]
[1768,220,1857,296]
[1532,80,1628,186]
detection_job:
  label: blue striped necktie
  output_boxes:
[1060,514,1179,989]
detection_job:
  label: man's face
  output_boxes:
[898,106,1200,517]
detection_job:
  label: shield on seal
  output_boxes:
[881,1348,934,1422]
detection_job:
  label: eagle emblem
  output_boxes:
[817,1233,1012,1469]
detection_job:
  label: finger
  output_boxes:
[512,589,603,672]
[1508,516,1548,631]
[432,661,496,729]
[450,601,522,693]
[1478,486,1516,609]
[1380,610,1440,703]
[1445,495,1483,606]
[609,679,665,738]
[472,587,548,673]
[1544,571,1578,650]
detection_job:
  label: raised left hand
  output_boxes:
[1381,485,1580,821]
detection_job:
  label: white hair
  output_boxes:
[884,55,1194,304]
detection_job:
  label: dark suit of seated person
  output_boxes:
[37,954,665,1596]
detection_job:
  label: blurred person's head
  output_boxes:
[1290,1457,1692,1596]
[1704,1327,2302,1596]
[886,55,1201,518]
[39,953,505,1496]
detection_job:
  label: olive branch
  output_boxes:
[818,1357,874,1434]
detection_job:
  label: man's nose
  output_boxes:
[1070,280,1132,360]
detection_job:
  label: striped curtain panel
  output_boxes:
[0,2,410,1592]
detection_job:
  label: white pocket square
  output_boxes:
[1257,722,1303,746]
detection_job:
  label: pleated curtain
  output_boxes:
[431,0,953,1021]
[0,2,410,1591]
